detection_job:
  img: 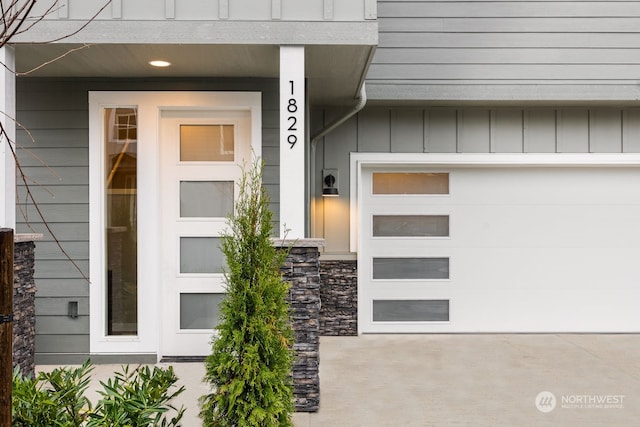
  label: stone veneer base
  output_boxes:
[275,239,323,413]
[319,260,358,336]
[13,239,37,378]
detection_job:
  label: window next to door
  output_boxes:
[105,107,138,335]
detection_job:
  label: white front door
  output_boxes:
[160,109,252,357]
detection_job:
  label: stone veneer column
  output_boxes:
[13,234,39,378]
[319,260,358,336]
[274,238,323,413]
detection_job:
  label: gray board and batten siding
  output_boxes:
[16,78,280,363]
[316,106,640,254]
[369,1,640,103]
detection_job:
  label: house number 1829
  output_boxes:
[286,80,298,149]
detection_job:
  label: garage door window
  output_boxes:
[373,215,449,237]
[373,300,450,322]
[372,172,449,195]
[373,257,449,280]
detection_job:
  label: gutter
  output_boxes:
[310,84,368,144]
[308,82,367,235]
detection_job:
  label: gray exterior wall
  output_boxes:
[316,106,640,254]
[15,77,279,361]
[16,0,377,47]
[31,0,373,22]
[368,1,640,102]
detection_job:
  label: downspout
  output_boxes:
[308,83,367,236]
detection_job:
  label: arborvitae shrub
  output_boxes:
[200,160,294,427]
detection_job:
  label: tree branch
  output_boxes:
[0,113,89,282]
[16,43,93,76]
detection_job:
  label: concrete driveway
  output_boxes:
[39,334,640,426]
[297,335,640,426]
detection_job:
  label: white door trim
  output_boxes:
[0,46,15,229]
[89,91,261,356]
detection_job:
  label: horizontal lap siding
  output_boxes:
[16,78,279,359]
[16,80,91,359]
[370,1,640,101]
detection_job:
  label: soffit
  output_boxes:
[14,43,374,105]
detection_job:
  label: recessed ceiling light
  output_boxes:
[149,60,171,67]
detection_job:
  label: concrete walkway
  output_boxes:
[38,334,640,426]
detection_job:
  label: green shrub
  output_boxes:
[199,160,295,427]
[12,360,93,427]
[87,365,185,427]
[12,361,185,427]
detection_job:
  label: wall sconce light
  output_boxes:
[68,301,78,319]
[322,169,339,196]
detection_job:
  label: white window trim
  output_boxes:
[89,91,261,355]
[0,46,15,229]
[350,152,640,253]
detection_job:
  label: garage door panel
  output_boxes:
[372,283,451,298]
[450,168,640,205]
[454,248,639,290]
[369,240,453,252]
[366,198,453,211]
[452,205,640,249]
[451,289,639,332]
[359,164,640,333]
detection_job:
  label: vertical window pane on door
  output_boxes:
[373,215,449,237]
[180,125,234,161]
[373,257,449,280]
[180,293,224,329]
[180,237,225,273]
[105,107,138,335]
[180,181,234,218]
[372,173,449,195]
[373,300,450,322]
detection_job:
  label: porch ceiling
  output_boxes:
[14,43,374,105]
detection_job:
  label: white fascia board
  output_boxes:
[366,83,640,105]
[13,20,378,45]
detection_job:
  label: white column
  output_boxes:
[279,46,305,238]
[0,46,16,229]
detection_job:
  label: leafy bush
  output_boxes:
[87,365,185,427]
[12,360,92,427]
[200,160,295,427]
[12,361,185,427]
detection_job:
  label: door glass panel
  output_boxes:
[373,215,449,237]
[180,237,225,273]
[373,257,449,280]
[180,293,224,329]
[373,300,450,322]
[372,173,449,195]
[105,107,138,335]
[180,124,234,161]
[180,181,234,218]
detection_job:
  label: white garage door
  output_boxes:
[358,165,640,333]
